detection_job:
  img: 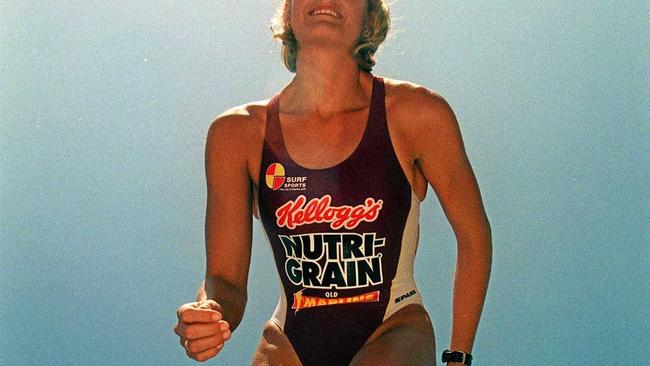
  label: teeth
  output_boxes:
[310,9,340,18]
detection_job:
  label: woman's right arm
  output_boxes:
[174,110,257,362]
[201,111,255,332]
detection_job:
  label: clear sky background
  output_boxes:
[1,1,648,364]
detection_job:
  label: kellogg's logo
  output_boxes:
[275,194,383,230]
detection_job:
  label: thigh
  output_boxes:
[251,320,303,366]
[350,304,437,366]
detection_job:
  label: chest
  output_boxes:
[278,108,371,170]
[249,98,427,219]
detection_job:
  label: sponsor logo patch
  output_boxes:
[292,289,380,312]
[280,232,385,290]
[275,195,386,313]
[265,163,286,190]
[394,289,417,304]
[265,163,307,191]
[275,195,383,230]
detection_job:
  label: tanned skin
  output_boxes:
[174,1,491,365]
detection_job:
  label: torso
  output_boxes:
[240,74,429,213]
[244,74,431,365]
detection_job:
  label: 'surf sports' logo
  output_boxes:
[265,163,307,191]
[265,163,285,190]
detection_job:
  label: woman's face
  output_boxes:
[289,0,369,50]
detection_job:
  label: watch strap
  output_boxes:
[442,349,473,365]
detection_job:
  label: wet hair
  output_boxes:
[270,0,391,73]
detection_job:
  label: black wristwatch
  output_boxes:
[442,349,473,365]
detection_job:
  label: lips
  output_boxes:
[308,5,342,19]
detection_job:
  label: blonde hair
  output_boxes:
[270,0,391,73]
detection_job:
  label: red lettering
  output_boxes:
[275,195,383,230]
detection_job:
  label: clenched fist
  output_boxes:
[174,300,232,362]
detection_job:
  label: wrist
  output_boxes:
[442,349,473,365]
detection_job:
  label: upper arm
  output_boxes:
[409,89,491,244]
[204,110,255,290]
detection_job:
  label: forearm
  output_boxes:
[197,275,247,332]
[449,235,492,353]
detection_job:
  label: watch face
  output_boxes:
[442,351,464,362]
[442,351,457,361]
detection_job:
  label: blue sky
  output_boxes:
[1,1,647,364]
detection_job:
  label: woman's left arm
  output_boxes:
[408,88,493,358]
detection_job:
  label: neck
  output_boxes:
[282,45,372,118]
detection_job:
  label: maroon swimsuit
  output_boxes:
[257,75,423,365]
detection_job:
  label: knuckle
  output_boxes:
[184,327,196,339]
[222,330,232,341]
[178,303,191,317]
[187,342,198,353]
[185,349,195,359]
[175,325,185,338]
[219,320,230,331]
[180,311,191,323]
[177,324,188,338]
[262,320,282,338]
[206,300,222,311]
[207,347,221,361]
[211,311,222,321]
[198,301,212,309]
[214,324,225,334]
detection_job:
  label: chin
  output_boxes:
[297,30,355,50]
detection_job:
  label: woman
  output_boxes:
[173,1,492,365]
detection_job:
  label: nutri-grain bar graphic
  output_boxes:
[279,232,386,290]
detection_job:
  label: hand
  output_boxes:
[174,300,232,362]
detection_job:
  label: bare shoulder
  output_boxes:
[208,99,268,142]
[382,76,456,128]
[204,99,270,188]
[381,76,461,159]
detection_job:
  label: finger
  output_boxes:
[178,321,222,340]
[187,344,224,362]
[180,307,222,324]
[198,299,223,313]
[218,320,230,332]
[222,328,232,341]
[184,334,223,354]
[177,302,201,320]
